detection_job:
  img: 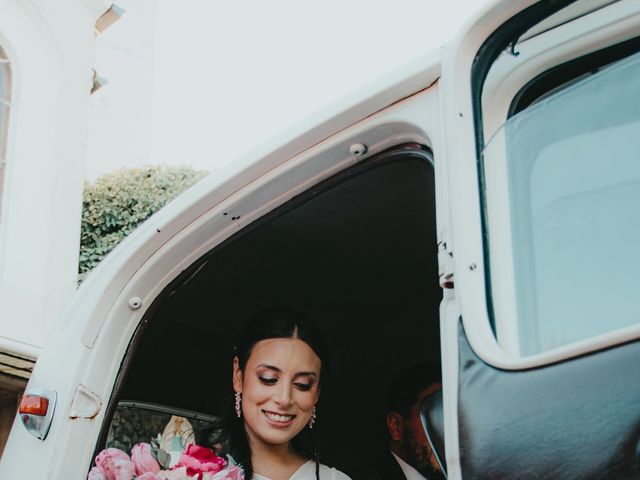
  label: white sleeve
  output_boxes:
[331,468,352,480]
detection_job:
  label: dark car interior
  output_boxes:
[99,143,442,473]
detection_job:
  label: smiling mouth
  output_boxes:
[262,410,296,424]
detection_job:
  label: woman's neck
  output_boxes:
[250,441,308,480]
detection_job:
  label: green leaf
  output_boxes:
[78,165,207,282]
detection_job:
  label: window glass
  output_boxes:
[484,50,640,355]
[105,402,219,453]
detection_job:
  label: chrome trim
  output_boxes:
[20,388,57,441]
[116,400,218,423]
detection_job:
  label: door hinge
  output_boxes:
[438,240,454,289]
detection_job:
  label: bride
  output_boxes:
[224,307,350,480]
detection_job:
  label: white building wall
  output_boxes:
[84,0,157,181]
[0,0,110,357]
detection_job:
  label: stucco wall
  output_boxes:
[0,0,109,357]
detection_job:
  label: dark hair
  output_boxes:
[224,307,330,480]
[386,362,441,418]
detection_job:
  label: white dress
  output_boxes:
[253,460,352,480]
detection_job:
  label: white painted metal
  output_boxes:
[439,289,462,480]
[518,0,620,43]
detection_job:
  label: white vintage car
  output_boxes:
[2,0,640,478]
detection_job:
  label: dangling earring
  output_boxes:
[235,392,242,418]
[308,406,317,429]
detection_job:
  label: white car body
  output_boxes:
[3,1,640,478]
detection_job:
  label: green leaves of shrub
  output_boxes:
[78,165,207,282]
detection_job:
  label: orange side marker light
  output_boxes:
[19,394,49,416]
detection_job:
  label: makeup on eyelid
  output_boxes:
[257,375,316,390]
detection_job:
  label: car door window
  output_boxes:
[484,50,640,355]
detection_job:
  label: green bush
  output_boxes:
[79,165,208,282]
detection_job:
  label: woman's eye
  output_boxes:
[294,382,313,391]
[259,377,278,385]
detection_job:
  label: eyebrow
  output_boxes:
[256,364,318,378]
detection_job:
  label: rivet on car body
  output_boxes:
[128,297,143,310]
[349,143,367,156]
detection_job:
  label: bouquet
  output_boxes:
[88,416,243,480]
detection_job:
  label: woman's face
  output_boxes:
[233,338,321,449]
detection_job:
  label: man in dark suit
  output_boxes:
[351,363,445,480]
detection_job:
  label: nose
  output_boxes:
[273,381,293,407]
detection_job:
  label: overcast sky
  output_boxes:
[85,0,489,180]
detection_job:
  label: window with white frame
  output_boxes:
[484,50,640,355]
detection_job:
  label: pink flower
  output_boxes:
[136,473,163,480]
[88,466,108,480]
[207,465,244,480]
[174,445,226,479]
[132,442,161,475]
[94,448,135,480]
[158,466,194,479]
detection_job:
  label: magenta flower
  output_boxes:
[174,444,226,478]
[132,442,161,475]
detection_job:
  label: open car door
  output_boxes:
[438,1,640,478]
